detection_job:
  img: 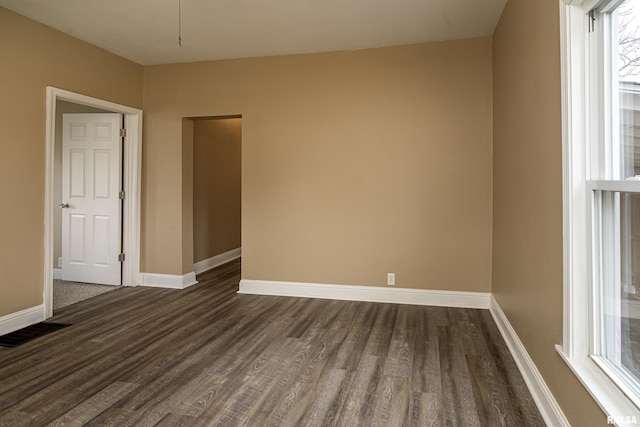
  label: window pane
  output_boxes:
[616,0,640,179]
[622,193,640,380]
[602,191,640,388]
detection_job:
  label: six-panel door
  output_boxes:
[61,113,122,285]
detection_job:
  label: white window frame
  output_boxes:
[559,0,640,421]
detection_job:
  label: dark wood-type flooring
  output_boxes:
[0,259,544,426]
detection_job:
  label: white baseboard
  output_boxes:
[0,305,46,335]
[193,247,241,275]
[238,279,490,309]
[489,295,570,427]
[140,271,198,290]
[53,268,62,280]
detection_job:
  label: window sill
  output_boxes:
[556,345,640,425]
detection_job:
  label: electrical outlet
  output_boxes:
[58,257,62,268]
[387,273,395,286]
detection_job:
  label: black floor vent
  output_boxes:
[0,322,70,348]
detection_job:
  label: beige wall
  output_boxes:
[193,118,242,263]
[143,38,494,290]
[492,0,606,424]
[0,7,143,316]
[54,101,111,267]
[181,119,194,274]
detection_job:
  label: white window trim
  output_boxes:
[559,0,640,422]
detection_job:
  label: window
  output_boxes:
[591,0,640,406]
[561,0,640,421]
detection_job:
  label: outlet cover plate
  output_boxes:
[387,273,395,286]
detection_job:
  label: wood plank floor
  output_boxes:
[0,259,545,426]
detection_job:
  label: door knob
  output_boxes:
[58,203,69,209]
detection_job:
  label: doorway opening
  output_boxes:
[44,87,142,318]
[55,106,122,310]
[189,115,242,276]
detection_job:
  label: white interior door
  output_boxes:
[61,113,122,285]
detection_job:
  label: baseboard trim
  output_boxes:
[238,279,490,309]
[140,271,198,290]
[193,247,241,275]
[53,268,62,280]
[489,295,570,427]
[0,305,46,335]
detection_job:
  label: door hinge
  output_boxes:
[119,191,125,200]
[118,253,125,262]
[120,128,127,137]
[588,9,596,33]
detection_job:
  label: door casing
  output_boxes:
[44,87,142,318]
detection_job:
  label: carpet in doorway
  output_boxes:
[0,322,70,348]
[54,280,118,310]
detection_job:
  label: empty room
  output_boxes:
[0,0,639,425]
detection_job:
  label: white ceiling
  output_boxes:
[0,0,507,66]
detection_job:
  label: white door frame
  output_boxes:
[44,87,143,318]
